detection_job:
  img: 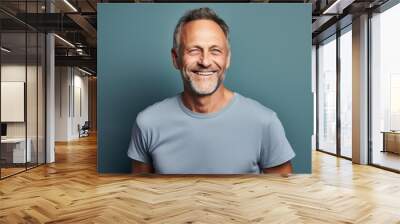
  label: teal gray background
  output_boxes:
[97,3,312,173]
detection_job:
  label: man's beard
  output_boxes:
[181,71,225,96]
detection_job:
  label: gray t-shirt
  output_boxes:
[127,92,295,174]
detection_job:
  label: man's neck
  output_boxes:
[181,86,234,114]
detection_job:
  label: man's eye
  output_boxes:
[211,49,222,55]
[188,49,200,54]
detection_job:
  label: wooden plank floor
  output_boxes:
[1,134,400,224]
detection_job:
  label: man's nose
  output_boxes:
[198,53,211,67]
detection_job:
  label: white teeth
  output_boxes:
[196,72,214,76]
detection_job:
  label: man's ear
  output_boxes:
[171,48,180,69]
[226,50,231,69]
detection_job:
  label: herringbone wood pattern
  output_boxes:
[1,134,400,224]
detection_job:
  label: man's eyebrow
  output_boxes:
[210,45,222,49]
[184,45,224,50]
[185,45,203,49]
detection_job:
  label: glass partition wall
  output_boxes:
[0,30,27,177]
[316,26,353,159]
[0,1,46,179]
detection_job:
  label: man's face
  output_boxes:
[172,19,231,96]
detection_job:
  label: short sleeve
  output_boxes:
[127,119,152,164]
[260,112,295,168]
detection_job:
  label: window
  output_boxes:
[318,35,337,154]
[371,2,400,171]
[339,27,352,158]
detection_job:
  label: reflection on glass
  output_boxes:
[1,32,27,177]
[371,3,400,171]
[340,28,352,158]
[318,36,337,154]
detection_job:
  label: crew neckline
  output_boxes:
[177,92,238,119]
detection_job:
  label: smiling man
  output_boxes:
[127,7,295,174]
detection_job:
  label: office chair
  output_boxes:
[79,121,90,138]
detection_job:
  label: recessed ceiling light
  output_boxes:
[1,47,11,53]
[322,0,354,15]
[54,34,75,48]
[63,0,78,12]
[78,67,93,76]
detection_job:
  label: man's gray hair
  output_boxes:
[173,7,230,51]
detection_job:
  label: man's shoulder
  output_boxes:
[135,95,179,127]
[236,93,276,117]
[236,93,282,129]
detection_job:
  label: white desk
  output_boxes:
[1,138,32,163]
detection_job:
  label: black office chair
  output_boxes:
[78,121,90,138]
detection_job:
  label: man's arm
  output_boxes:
[262,160,292,175]
[132,160,154,174]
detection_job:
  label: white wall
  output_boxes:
[55,66,70,141]
[1,66,26,139]
[1,65,40,137]
[1,63,46,164]
[55,66,89,141]
[71,71,89,138]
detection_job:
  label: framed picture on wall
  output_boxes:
[1,81,25,122]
